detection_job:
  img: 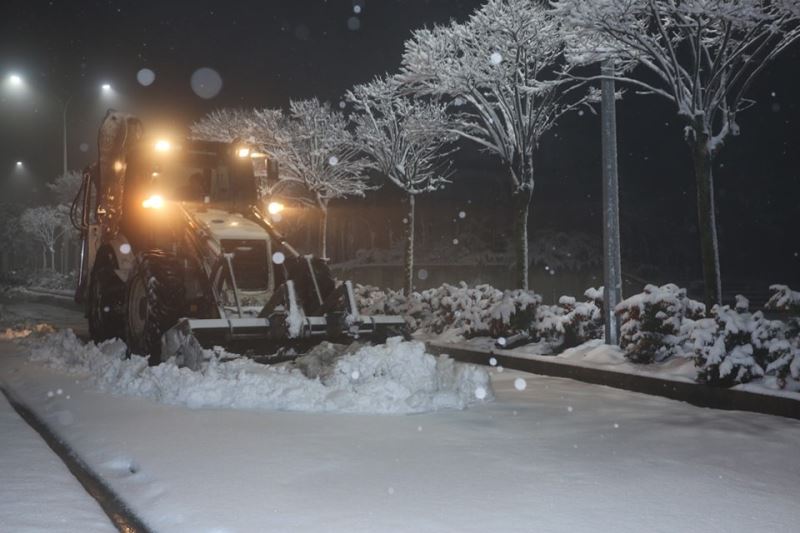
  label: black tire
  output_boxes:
[87,253,125,342]
[125,251,185,365]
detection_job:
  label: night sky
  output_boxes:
[1,0,798,290]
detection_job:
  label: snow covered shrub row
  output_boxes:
[614,284,705,364]
[766,284,800,314]
[355,282,541,338]
[690,297,800,388]
[535,287,603,349]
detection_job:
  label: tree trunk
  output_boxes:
[512,187,533,290]
[404,193,416,296]
[41,246,47,270]
[49,246,56,270]
[319,205,329,260]
[692,138,722,309]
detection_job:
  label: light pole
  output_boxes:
[61,83,113,174]
[4,73,114,175]
[601,59,622,345]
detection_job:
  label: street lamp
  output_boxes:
[8,74,23,87]
[60,82,115,174]
[15,161,23,167]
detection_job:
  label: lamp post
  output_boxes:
[4,73,114,174]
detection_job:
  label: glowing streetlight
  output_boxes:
[267,201,284,215]
[8,74,23,87]
[101,83,112,92]
[15,161,23,167]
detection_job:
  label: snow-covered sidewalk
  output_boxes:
[0,391,114,532]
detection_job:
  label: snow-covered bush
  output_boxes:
[534,287,603,349]
[355,282,541,338]
[691,298,798,388]
[766,285,800,314]
[615,284,705,364]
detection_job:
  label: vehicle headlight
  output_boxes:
[142,194,165,209]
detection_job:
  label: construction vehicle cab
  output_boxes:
[74,110,405,368]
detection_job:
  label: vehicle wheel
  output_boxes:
[125,251,185,365]
[87,262,125,342]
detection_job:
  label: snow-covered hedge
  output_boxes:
[691,297,800,388]
[355,282,541,338]
[615,284,705,364]
[535,287,603,349]
[766,284,800,314]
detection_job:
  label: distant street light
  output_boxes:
[16,161,23,167]
[2,73,115,174]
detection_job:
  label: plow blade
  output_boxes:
[161,313,407,369]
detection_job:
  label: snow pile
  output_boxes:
[691,300,800,389]
[27,332,493,414]
[615,284,705,364]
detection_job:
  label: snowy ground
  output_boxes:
[0,392,115,533]
[1,299,800,532]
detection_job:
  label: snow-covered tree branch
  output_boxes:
[347,75,456,295]
[554,0,800,307]
[193,102,372,258]
[399,0,591,289]
[20,206,68,270]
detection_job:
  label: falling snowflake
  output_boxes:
[79,142,89,152]
[190,67,223,99]
[328,155,339,166]
[137,68,156,86]
[351,370,360,380]
[417,269,429,281]
[347,16,361,31]
[47,391,54,398]
[272,251,286,265]
[452,238,459,245]
[353,5,362,14]
[489,357,498,366]
[339,101,346,109]
[417,425,423,432]
[567,406,573,413]
[474,387,487,400]
[514,377,527,391]
[496,337,507,347]
[387,487,395,495]
[613,423,619,429]
[458,211,466,219]
[490,52,502,64]
[119,243,131,254]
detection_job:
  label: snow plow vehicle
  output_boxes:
[74,110,406,367]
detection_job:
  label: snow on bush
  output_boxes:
[690,298,799,388]
[26,331,492,414]
[355,282,541,339]
[766,284,800,314]
[535,287,603,349]
[615,284,705,364]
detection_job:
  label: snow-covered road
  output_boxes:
[0,391,115,533]
[1,299,799,532]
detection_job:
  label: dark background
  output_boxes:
[1,0,798,294]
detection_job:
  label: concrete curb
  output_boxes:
[426,342,800,421]
[1,387,154,533]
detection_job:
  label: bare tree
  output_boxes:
[20,206,68,270]
[399,0,591,289]
[347,76,456,295]
[554,0,800,307]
